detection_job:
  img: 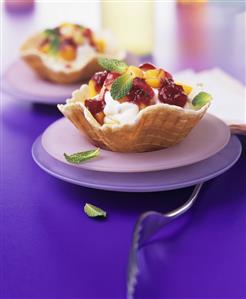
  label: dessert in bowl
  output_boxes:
[20,23,125,84]
[58,59,211,152]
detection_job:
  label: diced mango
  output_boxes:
[144,69,165,88]
[95,111,105,125]
[89,80,98,97]
[176,82,193,95]
[95,39,106,53]
[40,43,50,54]
[126,66,144,78]
[59,45,76,61]
[145,78,161,88]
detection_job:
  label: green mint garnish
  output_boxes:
[110,73,133,100]
[43,28,60,55]
[84,203,107,218]
[98,58,128,73]
[44,29,57,36]
[49,36,60,55]
[192,92,212,109]
[64,148,100,164]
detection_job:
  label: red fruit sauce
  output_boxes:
[84,93,105,118]
[83,28,96,47]
[127,78,155,106]
[104,72,121,88]
[91,71,108,92]
[158,78,187,107]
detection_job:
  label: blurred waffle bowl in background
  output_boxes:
[20,23,126,84]
[2,23,131,105]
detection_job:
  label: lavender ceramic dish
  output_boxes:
[32,135,241,192]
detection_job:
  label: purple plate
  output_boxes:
[32,135,241,192]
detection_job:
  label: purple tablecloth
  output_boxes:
[1,2,246,299]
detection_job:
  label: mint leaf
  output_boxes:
[44,29,57,36]
[64,148,100,164]
[49,36,60,55]
[84,203,107,218]
[110,73,133,100]
[192,92,212,109]
[98,58,128,73]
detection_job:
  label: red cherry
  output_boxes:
[139,62,156,71]
[158,78,187,107]
[127,78,155,106]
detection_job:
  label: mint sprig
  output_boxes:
[110,73,133,100]
[64,148,100,164]
[43,28,60,55]
[98,58,128,73]
[84,203,107,218]
[49,36,60,55]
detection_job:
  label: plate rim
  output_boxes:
[32,135,242,192]
[41,113,231,173]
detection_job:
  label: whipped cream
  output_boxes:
[41,44,96,72]
[103,91,139,125]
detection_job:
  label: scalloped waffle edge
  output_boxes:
[58,85,209,152]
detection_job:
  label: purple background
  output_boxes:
[1,2,246,299]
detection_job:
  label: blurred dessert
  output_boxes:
[20,23,125,84]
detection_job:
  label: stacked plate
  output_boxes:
[32,114,241,192]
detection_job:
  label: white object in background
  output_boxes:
[175,68,246,134]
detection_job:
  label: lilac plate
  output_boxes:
[2,53,139,105]
[2,60,80,104]
[42,114,230,173]
[32,135,241,192]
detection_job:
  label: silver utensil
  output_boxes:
[127,183,203,299]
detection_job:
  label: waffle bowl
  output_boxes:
[58,85,209,152]
[20,33,125,84]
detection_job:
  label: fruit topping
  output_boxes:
[83,28,96,47]
[139,62,156,71]
[126,66,144,79]
[95,39,106,53]
[158,78,187,107]
[104,72,121,88]
[127,78,155,106]
[88,80,98,97]
[144,68,165,88]
[176,83,193,95]
[59,38,77,61]
[84,96,106,125]
[91,71,108,93]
